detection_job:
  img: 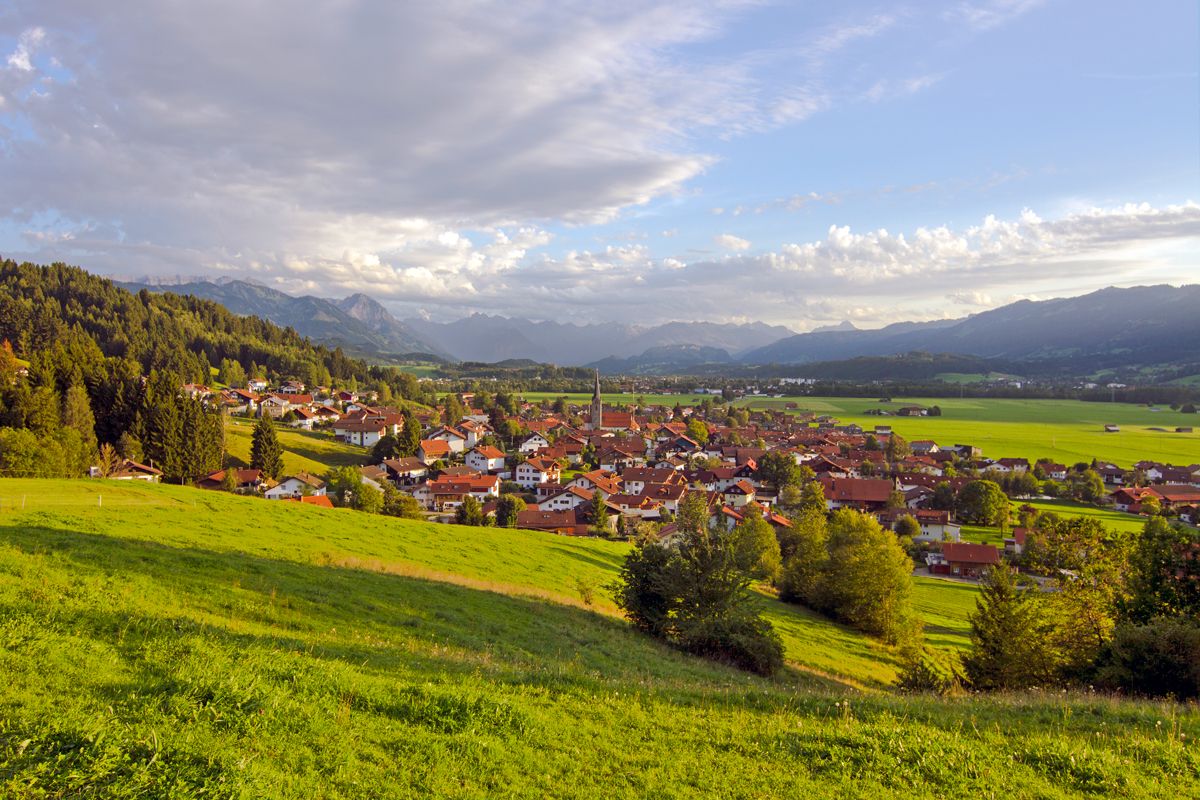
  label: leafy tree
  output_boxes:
[1068,468,1105,503]
[220,466,240,492]
[1095,618,1200,699]
[814,510,921,646]
[250,415,284,480]
[796,480,826,515]
[756,451,799,489]
[930,481,957,511]
[730,504,782,582]
[894,515,921,540]
[495,494,527,528]
[117,431,143,462]
[455,495,485,526]
[956,480,1009,527]
[95,442,122,477]
[380,484,423,519]
[326,465,362,507]
[353,481,383,514]
[371,433,400,463]
[685,417,709,445]
[884,432,910,462]
[1138,495,1161,517]
[1122,516,1200,623]
[613,490,784,675]
[962,565,1055,690]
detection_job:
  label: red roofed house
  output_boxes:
[465,446,507,474]
[417,439,453,465]
[515,457,561,489]
[819,477,894,511]
[929,542,1002,578]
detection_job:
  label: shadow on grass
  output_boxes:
[0,522,841,701]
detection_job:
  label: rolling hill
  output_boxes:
[0,478,1195,797]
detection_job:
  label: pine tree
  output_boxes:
[62,382,99,459]
[250,415,284,480]
[962,565,1055,690]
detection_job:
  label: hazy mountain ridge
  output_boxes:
[741,284,1200,368]
[402,314,795,364]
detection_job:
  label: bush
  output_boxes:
[676,614,784,676]
[1095,618,1200,699]
[896,647,965,694]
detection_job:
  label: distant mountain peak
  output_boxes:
[810,320,858,333]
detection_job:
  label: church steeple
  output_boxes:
[590,369,603,431]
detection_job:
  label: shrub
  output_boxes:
[896,647,965,695]
[676,614,784,676]
[1095,618,1200,699]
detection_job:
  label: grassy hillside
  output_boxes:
[1,480,1196,797]
[224,417,367,475]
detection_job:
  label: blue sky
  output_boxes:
[1,1,1197,328]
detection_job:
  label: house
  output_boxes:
[515,457,561,489]
[910,440,940,455]
[279,380,306,394]
[818,477,894,511]
[518,433,552,455]
[928,542,1002,577]
[1104,424,1120,433]
[247,378,269,392]
[417,439,453,465]
[620,468,685,496]
[515,509,580,536]
[722,479,757,508]
[415,474,501,511]
[1156,484,1200,511]
[89,459,163,482]
[1004,527,1027,556]
[877,508,961,542]
[1041,462,1068,480]
[196,469,265,493]
[541,486,595,511]
[1109,486,1162,513]
[993,458,1030,474]
[568,469,622,497]
[381,457,429,486]
[333,420,388,448]
[264,473,328,500]
[224,388,259,413]
[428,426,468,454]
[897,406,928,417]
[288,407,319,429]
[465,446,507,474]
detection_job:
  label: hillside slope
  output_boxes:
[1,480,1195,798]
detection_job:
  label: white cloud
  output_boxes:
[715,233,751,251]
[947,0,1045,31]
[6,27,44,72]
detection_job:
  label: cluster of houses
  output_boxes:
[109,375,1200,581]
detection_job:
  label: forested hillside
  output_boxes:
[0,260,429,481]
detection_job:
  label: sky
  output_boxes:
[0,0,1197,330]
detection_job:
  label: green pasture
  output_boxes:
[224,417,367,475]
[0,479,1195,797]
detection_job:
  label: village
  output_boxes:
[94,372,1200,586]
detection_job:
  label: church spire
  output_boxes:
[590,369,603,430]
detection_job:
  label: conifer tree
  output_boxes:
[62,382,99,459]
[250,415,284,480]
[963,565,1055,690]
[400,415,422,458]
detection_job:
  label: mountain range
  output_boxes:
[741,284,1200,369]
[119,278,1200,377]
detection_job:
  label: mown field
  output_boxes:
[1,479,1196,798]
[224,417,367,475]
[524,393,1200,466]
[960,498,1148,546]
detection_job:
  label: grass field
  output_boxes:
[740,396,1200,467]
[224,417,367,475]
[0,479,1195,797]
[960,498,1149,546]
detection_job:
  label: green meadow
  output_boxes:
[1,479,1196,797]
[224,417,368,475]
